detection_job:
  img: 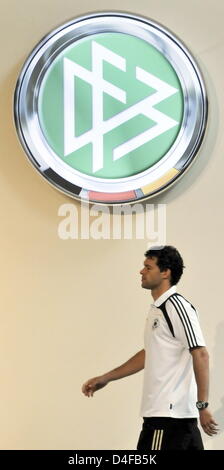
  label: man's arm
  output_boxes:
[190,347,219,436]
[82,349,145,397]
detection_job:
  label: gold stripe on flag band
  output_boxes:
[141,168,179,195]
[151,430,157,450]
[158,429,164,450]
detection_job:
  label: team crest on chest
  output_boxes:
[152,318,160,329]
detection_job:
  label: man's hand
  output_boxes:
[82,376,108,397]
[199,408,219,436]
[82,349,145,398]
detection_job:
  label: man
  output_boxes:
[82,246,218,450]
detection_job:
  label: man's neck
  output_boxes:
[151,283,171,301]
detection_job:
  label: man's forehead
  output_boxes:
[144,256,157,266]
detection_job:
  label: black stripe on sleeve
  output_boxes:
[173,295,199,347]
[169,296,198,348]
[176,293,197,314]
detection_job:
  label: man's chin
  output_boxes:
[141,282,150,290]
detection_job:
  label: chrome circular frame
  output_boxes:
[14,12,208,205]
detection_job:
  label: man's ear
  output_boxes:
[161,268,171,281]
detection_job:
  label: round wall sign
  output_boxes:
[14,12,208,205]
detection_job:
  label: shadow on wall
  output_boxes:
[204,322,224,450]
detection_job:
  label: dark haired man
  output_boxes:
[82,246,218,450]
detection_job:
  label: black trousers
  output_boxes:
[137,417,204,451]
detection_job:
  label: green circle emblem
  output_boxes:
[39,33,183,179]
[14,13,207,204]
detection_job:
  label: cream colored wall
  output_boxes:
[1,0,224,450]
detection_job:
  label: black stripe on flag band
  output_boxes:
[173,295,198,347]
[44,168,82,195]
[169,296,197,348]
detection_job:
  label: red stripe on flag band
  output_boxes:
[88,191,136,202]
